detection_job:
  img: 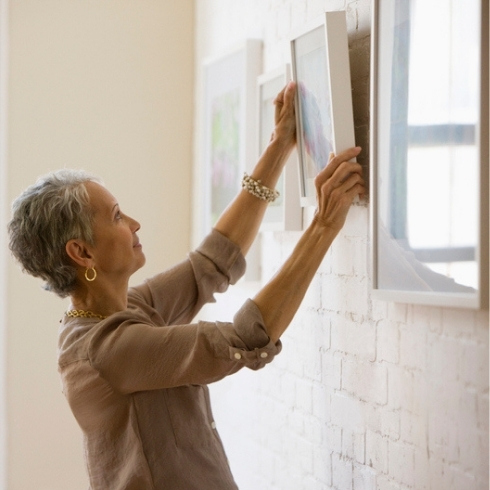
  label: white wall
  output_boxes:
[195,2,489,490]
[3,1,194,488]
[0,0,9,488]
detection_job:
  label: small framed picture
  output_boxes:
[290,11,356,206]
[257,65,302,231]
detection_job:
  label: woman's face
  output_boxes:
[85,181,146,279]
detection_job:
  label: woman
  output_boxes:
[8,82,364,489]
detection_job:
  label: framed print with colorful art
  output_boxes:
[201,40,262,232]
[290,11,356,206]
[257,64,302,231]
[200,39,262,279]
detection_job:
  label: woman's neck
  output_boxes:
[70,279,128,317]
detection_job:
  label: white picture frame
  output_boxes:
[201,39,263,232]
[200,39,263,281]
[257,65,302,231]
[370,0,489,308]
[290,11,356,207]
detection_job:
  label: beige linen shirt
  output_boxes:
[58,230,282,489]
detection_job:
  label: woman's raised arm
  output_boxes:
[253,146,364,342]
[214,78,365,342]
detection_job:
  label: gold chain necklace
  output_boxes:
[65,309,108,320]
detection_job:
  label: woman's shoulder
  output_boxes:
[58,302,165,366]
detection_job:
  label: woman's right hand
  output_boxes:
[313,146,365,234]
[271,81,297,150]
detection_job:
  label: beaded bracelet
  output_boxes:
[241,173,280,203]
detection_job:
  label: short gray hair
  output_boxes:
[8,169,102,298]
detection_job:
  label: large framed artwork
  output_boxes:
[370,0,489,308]
[201,39,262,232]
[201,40,263,280]
[290,11,356,206]
[257,65,302,231]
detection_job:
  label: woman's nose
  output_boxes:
[127,215,140,232]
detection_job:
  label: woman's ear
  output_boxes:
[65,239,93,268]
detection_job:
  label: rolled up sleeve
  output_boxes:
[133,230,246,326]
[85,298,281,394]
[217,298,282,370]
[194,229,246,287]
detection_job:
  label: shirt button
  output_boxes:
[234,352,242,360]
[211,421,217,429]
[260,352,268,358]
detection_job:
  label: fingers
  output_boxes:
[337,170,365,194]
[273,86,287,125]
[311,146,365,231]
[273,85,287,107]
[314,169,365,228]
[316,150,363,188]
[271,82,297,145]
[273,81,295,106]
[274,81,296,124]
[314,147,365,202]
[315,163,364,199]
[322,146,361,179]
[282,80,296,108]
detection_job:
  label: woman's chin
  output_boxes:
[134,253,146,272]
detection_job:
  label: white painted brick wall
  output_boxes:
[196,1,489,489]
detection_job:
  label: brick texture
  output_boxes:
[196,1,489,489]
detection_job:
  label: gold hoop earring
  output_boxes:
[85,267,97,282]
